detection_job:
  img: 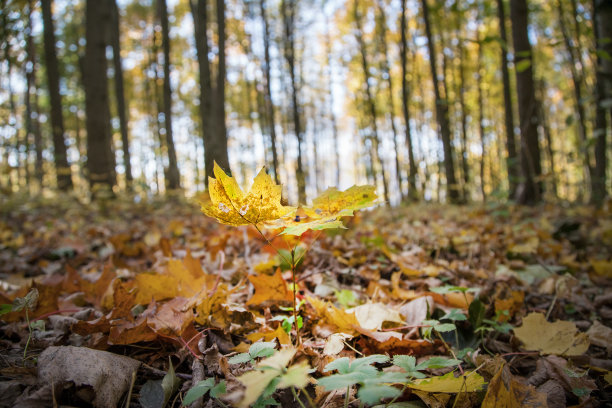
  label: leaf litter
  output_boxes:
[0,176,612,406]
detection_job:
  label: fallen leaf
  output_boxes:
[481,362,548,408]
[586,320,612,353]
[513,312,589,356]
[246,269,293,306]
[409,371,486,393]
[349,302,404,331]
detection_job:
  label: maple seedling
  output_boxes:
[199,162,377,347]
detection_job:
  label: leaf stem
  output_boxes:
[291,247,301,347]
[291,386,307,408]
[24,308,32,361]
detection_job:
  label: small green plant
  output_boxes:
[182,378,227,406]
[228,341,277,365]
[1,288,40,360]
[318,354,462,407]
[200,162,377,346]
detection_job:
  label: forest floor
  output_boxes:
[0,193,611,407]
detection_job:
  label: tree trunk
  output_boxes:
[353,0,390,205]
[591,0,611,204]
[41,0,73,191]
[556,0,592,192]
[477,35,486,202]
[537,79,558,197]
[510,0,542,204]
[457,37,470,200]
[190,0,231,182]
[497,0,519,198]
[259,0,280,184]
[25,0,43,189]
[420,0,460,203]
[376,0,403,200]
[84,0,116,195]
[110,0,133,189]
[324,19,341,188]
[400,0,418,201]
[281,0,306,203]
[158,0,180,190]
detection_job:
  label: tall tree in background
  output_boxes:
[158,0,180,190]
[42,0,73,190]
[324,18,341,188]
[420,0,460,203]
[84,0,116,194]
[591,0,611,204]
[510,0,542,204]
[496,0,519,198]
[281,0,306,203]
[376,0,402,200]
[353,0,389,204]
[556,0,592,191]
[400,0,418,201]
[25,0,44,187]
[110,0,133,189]
[259,0,280,184]
[190,0,231,181]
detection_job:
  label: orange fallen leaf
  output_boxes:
[247,325,291,345]
[246,269,293,306]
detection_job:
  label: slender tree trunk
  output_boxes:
[400,0,418,201]
[497,0,519,198]
[353,0,389,205]
[556,0,592,191]
[158,0,180,190]
[25,0,40,188]
[281,0,306,203]
[324,19,341,188]
[190,0,230,182]
[457,39,470,200]
[376,0,403,200]
[42,0,73,191]
[537,79,558,197]
[259,0,280,184]
[510,0,542,204]
[591,0,611,204]
[110,0,133,189]
[477,35,486,202]
[420,0,460,203]
[84,0,116,195]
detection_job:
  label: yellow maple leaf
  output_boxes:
[200,162,294,226]
[278,185,378,236]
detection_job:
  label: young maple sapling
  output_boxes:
[199,162,377,346]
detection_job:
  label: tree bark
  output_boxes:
[376,0,403,200]
[281,0,306,203]
[84,0,116,195]
[510,0,542,204]
[556,0,592,190]
[158,0,180,190]
[324,18,341,188]
[41,0,73,190]
[591,0,611,204]
[400,0,418,201]
[497,0,519,198]
[110,0,133,189]
[190,0,231,182]
[420,0,460,203]
[25,0,43,188]
[259,0,280,184]
[353,0,389,205]
[477,34,486,202]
